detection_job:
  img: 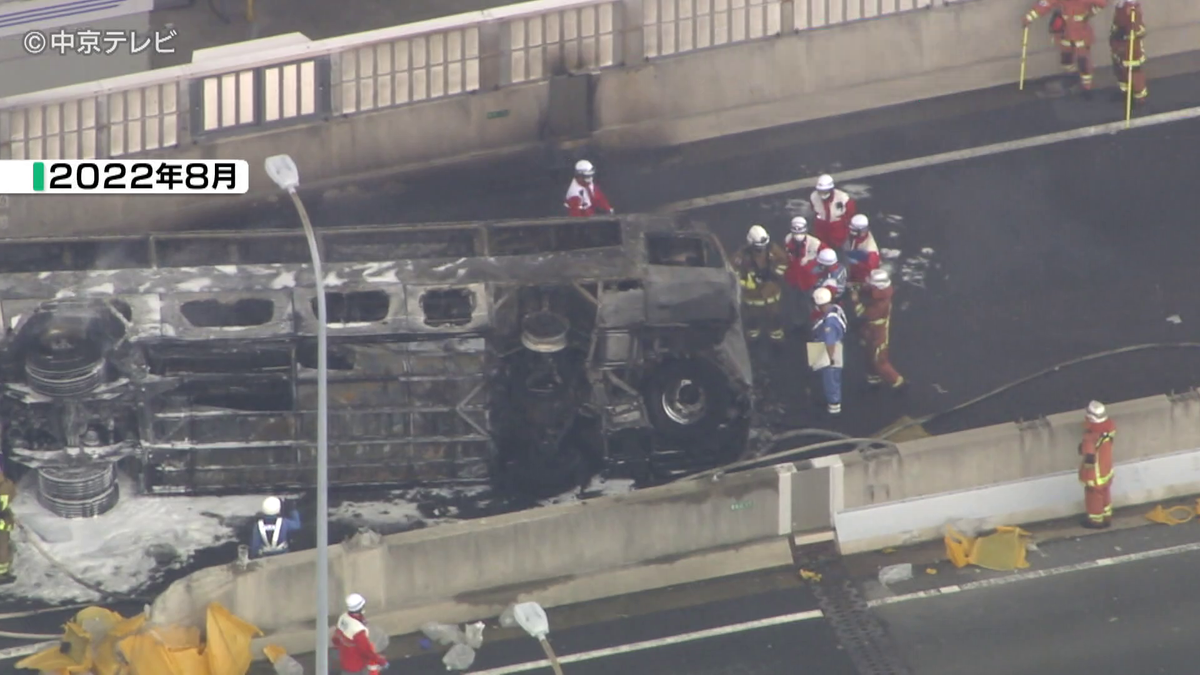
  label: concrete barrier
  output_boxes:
[150,461,836,657]
[834,392,1200,553]
[5,0,1199,236]
[146,391,1200,655]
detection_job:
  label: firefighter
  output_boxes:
[333,593,389,674]
[842,215,881,291]
[0,466,14,584]
[564,159,615,217]
[1023,0,1107,94]
[811,287,848,415]
[1078,400,1116,529]
[784,217,828,327]
[851,269,905,390]
[814,248,848,305]
[810,174,857,248]
[1109,0,1148,105]
[733,225,788,343]
[250,496,301,559]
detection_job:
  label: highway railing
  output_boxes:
[0,0,949,162]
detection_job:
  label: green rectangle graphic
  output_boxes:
[33,162,44,191]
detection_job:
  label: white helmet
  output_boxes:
[816,248,837,266]
[1086,400,1108,423]
[574,159,595,177]
[812,287,833,306]
[790,217,809,235]
[868,269,891,289]
[816,174,835,191]
[747,225,770,247]
[262,496,281,516]
[346,593,366,613]
[850,214,869,231]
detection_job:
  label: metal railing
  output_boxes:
[0,0,948,162]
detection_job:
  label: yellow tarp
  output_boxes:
[945,525,1032,571]
[1145,503,1198,525]
[17,603,261,675]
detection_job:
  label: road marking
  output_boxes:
[469,609,824,675]
[657,104,1200,212]
[866,539,1200,608]
[0,641,57,662]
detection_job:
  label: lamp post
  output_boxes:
[265,154,330,675]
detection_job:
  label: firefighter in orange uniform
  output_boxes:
[1109,0,1148,105]
[1024,0,1107,93]
[851,269,904,390]
[1078,400,1115,529]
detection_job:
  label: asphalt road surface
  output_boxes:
[874,521,1200,675]
[234,520,1200,675]
[186,62,1200,439]
[243,568,860,675]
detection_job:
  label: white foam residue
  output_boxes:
[330,499,424,527]
[175,277,211,292]
[269,270,297,289]
[1167,314,1183,324]
[883,214,904,224]
[5,477,268,604]
[361,263,400,283]
[898,253,935,289]
[880,248,902,260]
[432,258,468,273]
[37,272,51,280]
[921,247,935,255]
[86,283,115,295]
[323,272,346,287]
[888,231,899,239]
[840,183,872,200]
[539,475,636,506]
[784,198,813,218]
[54,289,77,299]
[214,265,238,275]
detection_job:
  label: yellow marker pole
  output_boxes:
[1019,26,1030,91]
[246,0,255,23]
[1124,10,1137,128]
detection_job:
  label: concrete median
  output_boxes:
[150,462,836,658]
[834,392,1200,553]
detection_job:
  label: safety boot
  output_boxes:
[1080,518,1111,530]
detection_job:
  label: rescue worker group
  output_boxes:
[732,174,902,416]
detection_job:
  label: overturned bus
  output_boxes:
[0,216,753,517]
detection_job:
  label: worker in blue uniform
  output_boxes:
[250,496,301,558]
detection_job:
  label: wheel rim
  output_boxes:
[660,378,708,425]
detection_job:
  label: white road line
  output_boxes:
[469,609,824,675]
[657,104,1200,213]
[866,539,1200,608]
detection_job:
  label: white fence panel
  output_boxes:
[645,0,782,58]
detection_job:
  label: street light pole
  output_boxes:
[265,155,330,675]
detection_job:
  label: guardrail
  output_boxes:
[0,0,948,162]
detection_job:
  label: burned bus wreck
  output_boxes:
[0,216,753,516]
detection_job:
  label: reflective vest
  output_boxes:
[1080,420,1116,487]
[257,517,288,554]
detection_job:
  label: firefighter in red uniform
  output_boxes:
[784,217,827,293]
[333,593,389,674]
[842,215,881,291]
[851,269,904,390]
[1078,400,1116,528]
[564,159,615,217]
[1024,0,1107,94]
[1109,0,1148,105]
[810,174,856,249]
